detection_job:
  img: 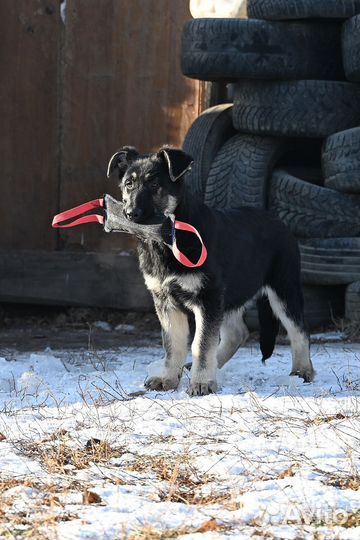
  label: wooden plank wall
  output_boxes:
[0,0,60,251]
[0,0,201,255]
[60,0,201,252]
[0,250,153,310]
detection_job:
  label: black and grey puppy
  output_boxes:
[107,146,314,396]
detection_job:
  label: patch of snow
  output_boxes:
[0,337,359,538]
[93,321,112,332]
[312,331,346,342]
[114,323,135,332]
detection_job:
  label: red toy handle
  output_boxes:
[172,220,208,268]
[52,198,104,228]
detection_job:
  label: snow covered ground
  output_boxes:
[0,333,359,539]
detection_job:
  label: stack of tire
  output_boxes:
[181,0,360,330]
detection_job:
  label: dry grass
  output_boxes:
[0,478,30,494]
[1,434,118,538]
[276,464,299,479]
[341,510,360,528]
[124,519,231,540]
[0,477,79,540]
[128,525,189,540]
[324,473,360,491]
[314,509,360,529]
[19,436,124,475]
[0,511,78,540]
[128,452,231,505]
[334,317,360,342]
[304,412,349,426]
[0,477,73,501]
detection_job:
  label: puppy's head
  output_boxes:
[107,146,193,223]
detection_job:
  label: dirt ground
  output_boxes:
[0,304,163,353]
[1,302,355,357]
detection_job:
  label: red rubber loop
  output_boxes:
[52,198,104,228]
[172,220,208,268]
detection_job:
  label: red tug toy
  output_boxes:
[52,194,208,269]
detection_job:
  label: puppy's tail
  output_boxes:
[257,294,279,363]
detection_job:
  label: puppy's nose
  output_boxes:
[126,208,143,221]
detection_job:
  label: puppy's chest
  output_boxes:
[143,271,203,303]
[138,243,204,303]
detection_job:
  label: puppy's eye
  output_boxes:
[146,175,159,190]
[150,180,159,190]
[124,179,134,188]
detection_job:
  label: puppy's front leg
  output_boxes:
[188,303,221,396]
[145,301,189,391]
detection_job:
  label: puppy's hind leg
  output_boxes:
[265,286,314,382]
[217,308,249,369]
[145,303,189,391]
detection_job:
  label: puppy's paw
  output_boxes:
[144,375,179,392]
[187,380,217,397]
[290,365,315,383]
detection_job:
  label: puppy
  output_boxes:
[107,146,314,396]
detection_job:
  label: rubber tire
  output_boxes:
[345,281,360,322]
[343,16,360,82]
[183,104,235,200]
[204,134,286,208]
[280,167,323,187]
[245,285,345,330]
[299,238,360,285]
[277,138,323,169]
[322,127,360,193]
[268,169,360,238]
[233,80,360,138]
[181,18,344,82]
[247,0,360,20]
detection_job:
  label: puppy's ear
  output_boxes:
[106,146,139,178]
[157,148,193,182]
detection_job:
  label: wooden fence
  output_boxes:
[0,0,203,309]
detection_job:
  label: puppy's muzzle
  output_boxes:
[125,207,143,222]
